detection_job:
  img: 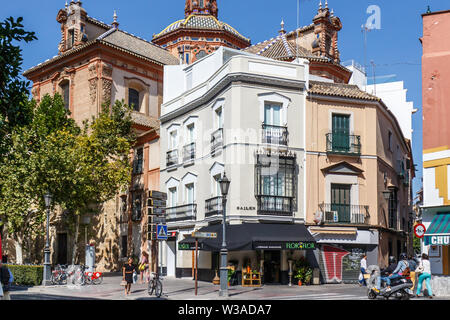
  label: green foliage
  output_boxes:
[0,94,135,262]
[413,236,421,254]
[294,257,313,284]
[0,16,37,155]
[6,264,43,286]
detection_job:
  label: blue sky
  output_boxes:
[2,0,449,197]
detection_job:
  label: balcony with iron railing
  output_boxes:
[211,128,223,154]
[319,203,369,224]
[257,195,293,216]
[262,124,288,146]
[326,132,361,156]
[166,203,197,223]
[183,142,196,163]
[205,196,223,218]
[166,149,178,167]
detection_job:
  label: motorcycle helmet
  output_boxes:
[388,256,396,264]
[399,253,407,260]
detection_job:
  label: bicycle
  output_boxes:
[50,264,68,285]
[148,272,163,298]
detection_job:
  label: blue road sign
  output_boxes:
[157,224,168,241]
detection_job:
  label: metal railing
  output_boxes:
[262,124,288,146]
[319,203,369,224]
[326,132,361,155]
[211,128,223,154]
[166,149,178,167]
[183,142,196,163]
[257,195,293,216]
[166,203,197,222]
[205,196,223,217]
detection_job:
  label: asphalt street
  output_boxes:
[7,275,449,301]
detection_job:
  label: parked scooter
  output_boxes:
[366,265,414,300]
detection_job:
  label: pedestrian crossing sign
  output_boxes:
[156,224,168,240]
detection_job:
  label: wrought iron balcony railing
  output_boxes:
[326,132,361,155]
[211,128,223,154]
[262,124,288,146]
[183,142,196,163]
[205,196,223,217]
[257,195,293,216]
[319,203,369,224]
[166,203,197,223]
[166,149,178,167]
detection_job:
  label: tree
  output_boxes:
[0,17,37,155]
[0,95,134,264]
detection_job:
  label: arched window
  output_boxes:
[128,88,140,111]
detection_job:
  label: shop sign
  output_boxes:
[284,242,315,250]
[426,235,450,246]
[237,206,256,211]
[178,242,202,250]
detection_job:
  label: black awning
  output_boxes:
[178,223,316,251]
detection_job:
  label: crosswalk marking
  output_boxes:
[263,293,367,300]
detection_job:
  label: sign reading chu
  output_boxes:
[285,242,315,250]
[428,236,450,245]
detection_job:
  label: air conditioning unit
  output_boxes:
[325,211,339,222]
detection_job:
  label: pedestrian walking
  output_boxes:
[359,254,368,286]
[408,255,418,291]
[0,260,11,300]
[122,257,136,295]
[415,253,434,299]
[139,251,150,284]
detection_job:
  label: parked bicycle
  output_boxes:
[50,264,68,285]
[148,272,163,298]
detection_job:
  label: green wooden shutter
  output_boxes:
[332,114,350,152]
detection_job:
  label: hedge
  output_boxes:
[5,264,44,286]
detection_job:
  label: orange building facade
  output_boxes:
[22,1,178,271]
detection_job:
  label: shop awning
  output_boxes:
[424,212,450,246]
[178,223,316,251]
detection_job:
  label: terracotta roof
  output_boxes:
[153,14,250,42]
[24,28,178,76]
[131,112,160,129]
[309,81,381,101]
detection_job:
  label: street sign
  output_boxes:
[157,224,168,240]
[148,190,167,201]
[153,216,166,224]
[191,232,217,239]
[148,199,167,208]
[414,223,426,238]
[148,207,166,216]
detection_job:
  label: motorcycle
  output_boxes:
[366,265,413,300]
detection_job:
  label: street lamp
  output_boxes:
[43,192,53,286]
[219,172,231,298]
[382,190,391,201]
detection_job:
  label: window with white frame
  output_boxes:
[187,123,195,143]
[185,183,195,204]
[264,103,282,126]
[169,130,178,150]
[168,187,178,208]
[215,106,223,129]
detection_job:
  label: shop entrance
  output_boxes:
[263,251,281,284]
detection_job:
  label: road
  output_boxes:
[8,275,447,300]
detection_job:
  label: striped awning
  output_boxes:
[424,213,450,245]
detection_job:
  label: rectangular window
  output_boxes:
[169,130,178,150]
[61,82,70,110]
[131,192,142,221]
[332,114,350,152]
[129,88,140,112]
[187,124,195,143]
[264,103,282,126]
[121,236,128,258]
[213,174,222,197]
[331,184,351,223]
[216,107,223,129]
[134,148,144,174]
[68,29,75,48]
[388,131,393,152]
[388,189,398,229]
[169,187,177,207]
[186,183,194,204]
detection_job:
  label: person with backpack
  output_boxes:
[385,253,409,292]
[0,260,12,300]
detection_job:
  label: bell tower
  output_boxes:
[312,0,342,63]
[56,1,89,54]
[185,0,218,18]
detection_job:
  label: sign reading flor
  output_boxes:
[284,242,316,250]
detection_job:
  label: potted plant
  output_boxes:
[304,268,313,285]
[294,267,306,286]
[227,268,235,286]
